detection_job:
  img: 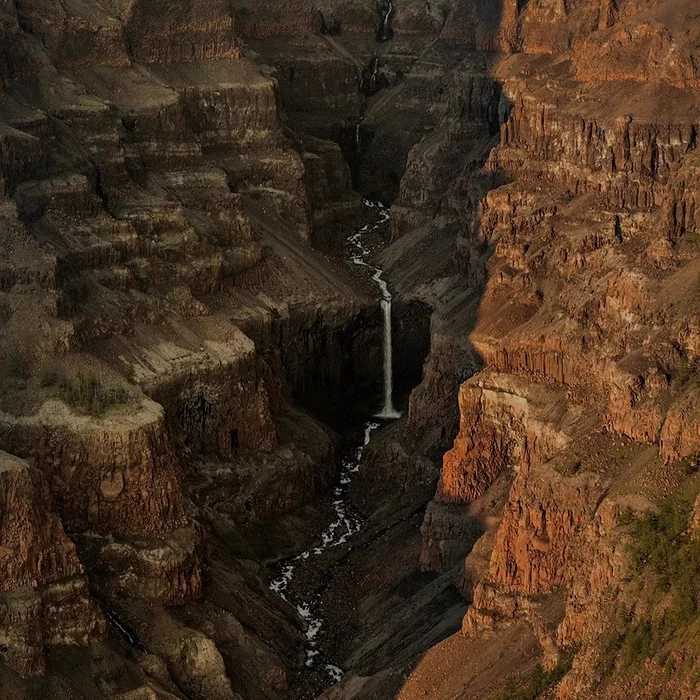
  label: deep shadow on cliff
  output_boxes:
[0,2,408,698]
[0,0,478,694]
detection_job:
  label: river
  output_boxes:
[269,201,400,684]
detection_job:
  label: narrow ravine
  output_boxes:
[269,201,401,684]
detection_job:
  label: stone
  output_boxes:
[0,0,698,697]
[0,450,104,676]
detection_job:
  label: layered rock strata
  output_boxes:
[0,450,104,676]
[397,2,700,696]
[0,1,375,695]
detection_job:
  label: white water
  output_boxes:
[268,202,401,683]
[269,421,380,682]
[381,0,394,33]
[348,200,401,419]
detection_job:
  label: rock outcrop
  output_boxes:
[0,0,698,698]
[0,450,104,676]
[420,372,587,575]
[0,400,187,537]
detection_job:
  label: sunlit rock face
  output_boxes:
[402,2,700,696]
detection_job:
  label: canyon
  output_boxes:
[0,1,698,699]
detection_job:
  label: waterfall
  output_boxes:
[361,56,381,95]
[268,202,401,684]
[348,201,401,419]
[373,276,399,418]
[377,0,394,42]
[379,299,398,417]
[384,1,394,28]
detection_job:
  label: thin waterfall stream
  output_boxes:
[269,201,400,684]
[348,200,401,419]
[377,0,394,42]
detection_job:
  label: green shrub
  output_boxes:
[596,631,624,677]
[54,372,129,415]
[630,499,700,592]
[621,618,655,666]
[556,457,583,476]
[598,498,700,677]
[617,505,637,526]
[674,358,692,386]
[488,650,576,700]
[682,457,699,477]
[0,302,11,324]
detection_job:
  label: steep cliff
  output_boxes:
[0,450,104,676]
[0,0,377,695]
[0,0,698,698]
[390,1,700,697]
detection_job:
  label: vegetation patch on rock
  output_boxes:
[42,371,131,416]
[487,649,576,700]
[597,489,700,681]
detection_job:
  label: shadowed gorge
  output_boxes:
[0,1,699,699]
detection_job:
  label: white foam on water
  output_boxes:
[326,664,345,682]
[268,419,379,681]
[351,201,400,419]
[268,201,402,685]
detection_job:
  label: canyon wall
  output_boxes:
[0,450,104,676]
[397,2,700,696]
[0,0,697,698]
[0,1,381,696]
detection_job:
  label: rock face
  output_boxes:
[0,0,698,698]
[0,400,187,537]
[0,0,375,695]
[420,372,585,576]
[242,4,697,695]
[393,1,700,695]
[0,450,104,676]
